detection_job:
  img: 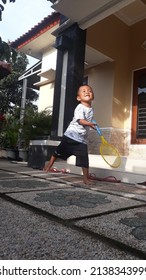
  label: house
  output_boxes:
[11,0,146,183]
[11,12,60,112]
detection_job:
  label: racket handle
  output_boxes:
[92,120,103,136]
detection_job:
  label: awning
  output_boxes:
[52,0,135,29]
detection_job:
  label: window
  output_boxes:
[131,68,146,144]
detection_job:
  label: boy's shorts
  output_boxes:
[53,135,89,168]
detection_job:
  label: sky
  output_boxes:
[0,0,54,66]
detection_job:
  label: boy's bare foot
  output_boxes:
[43,164,50,172]
[43,165,47,171]
[83,179,96,185]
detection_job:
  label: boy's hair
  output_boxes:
[77,84,92,96]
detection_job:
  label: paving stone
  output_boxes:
[90,183,146,202]
[0,171,20,177]
[7,187,144,219]
[0,179,71,193]
[0,198,139,260]
[75,206,146,254]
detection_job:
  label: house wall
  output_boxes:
[85,61,114,127]
[87,15,130,129]
[87,17,146,129]
[38,83,54,112]
[86,15,146,157]
[41,48,57,71]
[38,48,57,112]
[129,19,146,70]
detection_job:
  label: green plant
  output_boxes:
[0,107,21,149]
[0,107,52,150]
[20,107,52,149]
[2,114,20,149]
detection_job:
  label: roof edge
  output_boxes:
[11,12,60,49]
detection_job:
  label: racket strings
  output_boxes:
[100,142,121,168]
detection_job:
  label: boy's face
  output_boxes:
[77,85,94,103]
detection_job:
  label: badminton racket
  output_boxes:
[92,120,121,168]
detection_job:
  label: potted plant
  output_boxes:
[0,113,7,158]
[2,114,20,160]
[23,108,52,141]
[18,107,52,161]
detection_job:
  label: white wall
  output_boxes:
[37,48,57,112]
[38,83,54,112]
[41,48,57,71]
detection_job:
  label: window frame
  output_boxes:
[131,68,146,144]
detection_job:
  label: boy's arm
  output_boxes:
[78,119,96,129]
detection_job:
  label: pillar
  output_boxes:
[51,23,86,139]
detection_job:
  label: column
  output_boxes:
[51,23,86,139]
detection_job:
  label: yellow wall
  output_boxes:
[130,19,146,70]
[87,16,146,129]
[87,15,129,60]
[85,61,114,126]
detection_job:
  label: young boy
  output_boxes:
[44,85,96,184]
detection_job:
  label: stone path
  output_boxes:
[0,160,146,259]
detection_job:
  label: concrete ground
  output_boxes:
[0,159,146,260]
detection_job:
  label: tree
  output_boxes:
[0,49,39,114]
[0,0,16,21]
[0,37,17,79]
[0,37,17,62]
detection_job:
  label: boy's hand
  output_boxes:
[89,122,97,129]
[91,119,98,129]
[78,119,97,129]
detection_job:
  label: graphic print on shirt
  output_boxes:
[64,103,94,144]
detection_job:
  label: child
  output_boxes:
[44,85,96,184]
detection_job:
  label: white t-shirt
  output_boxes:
[64,103,94,144]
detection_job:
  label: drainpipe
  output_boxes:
[18,78,27,149]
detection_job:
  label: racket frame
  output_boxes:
[92,121,121,168]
